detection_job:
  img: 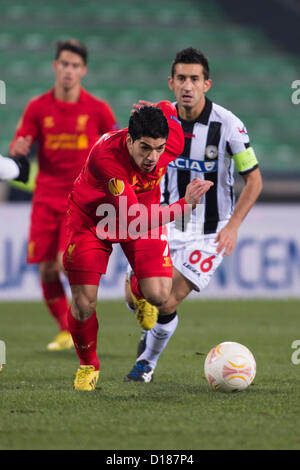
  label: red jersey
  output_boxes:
[68,101,189,242]
[10,88,118,210]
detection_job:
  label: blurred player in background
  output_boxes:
[63,102,213,390]
[124,47,263,382]
[9,39,118,351]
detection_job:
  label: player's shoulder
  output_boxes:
[211,101,243,127]
[212,101,250,143]
[157,100,177,114]
[80,88,112,109]
[91,129,127,163]
[25,89,53,109]
[96,128,126,148]
[88,129,128,177]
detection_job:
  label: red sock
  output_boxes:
[67,307,100,370]
[41,279,69,331]
[130,273,144,300]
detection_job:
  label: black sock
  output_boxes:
[157,311,177,324]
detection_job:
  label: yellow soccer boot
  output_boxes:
[47,330,74,351]
[130,287,158,330]
[73,365,100,391]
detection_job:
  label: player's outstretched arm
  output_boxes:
[9,98,38,157]
[102,176,213,239]
[184,177,214,208]
[10,135,32,157]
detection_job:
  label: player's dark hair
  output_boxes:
[171,47,210,79]
[128,106,169,142]
[55,39,88,64]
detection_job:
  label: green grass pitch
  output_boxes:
[0,299,300,450]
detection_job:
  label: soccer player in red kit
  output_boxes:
[9,39,118,351]
[63,102,213,390]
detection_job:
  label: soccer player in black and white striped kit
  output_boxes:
[125,48,262,383]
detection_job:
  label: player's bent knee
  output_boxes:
[140,278,172,306]
[145,289,170,307]
[72,297,97,321]
[71,287,97,321]
[158,292,182,314]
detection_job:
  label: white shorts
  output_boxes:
[125,237,224,293]
[170,237,224,292]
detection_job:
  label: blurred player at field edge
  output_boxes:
[124,48,263,382]
[9,39,118,351]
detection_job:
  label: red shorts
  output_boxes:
[27,201,68,264]
[63,224,173,285]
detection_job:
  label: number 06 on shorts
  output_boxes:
[170,237,224,292]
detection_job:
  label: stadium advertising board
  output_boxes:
[0,203,299,300]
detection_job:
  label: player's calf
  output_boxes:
[70,284,98,321]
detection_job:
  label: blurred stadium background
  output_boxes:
[0,0,299,299]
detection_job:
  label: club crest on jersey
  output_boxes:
[76,114,89,132]
[108,178,125,196]
[205,145,218,160]
[43,116,55,128]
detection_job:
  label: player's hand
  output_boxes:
[184,178,214,207]
[10,135,32,157]
[214,222,238,256]
[131,100,154,114]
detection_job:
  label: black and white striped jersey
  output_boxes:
[161,98,258,245]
